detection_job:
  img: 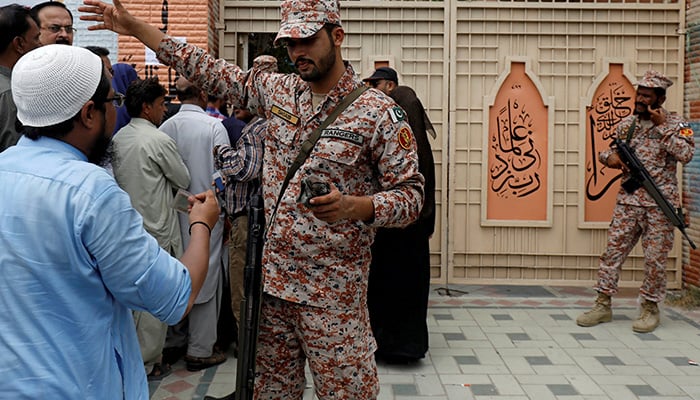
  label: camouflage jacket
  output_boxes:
[158,37,424,309]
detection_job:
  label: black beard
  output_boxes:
[633,101,660,118]
[88,133,114,167]
[295,47,336,82]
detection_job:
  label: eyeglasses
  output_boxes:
[105,92,125,107]
[42,25,76,34]
[369,80,383,88]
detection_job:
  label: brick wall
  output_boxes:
[115,0,219,98]
[685,1,700,288]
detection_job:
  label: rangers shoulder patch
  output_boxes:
[680,123,694,138]
[398,126,413,150]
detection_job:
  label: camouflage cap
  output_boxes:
[636,70,673,90]
[274,0,341,46]
[253,55,278,73]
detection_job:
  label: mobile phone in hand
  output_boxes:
[212,171,225,194]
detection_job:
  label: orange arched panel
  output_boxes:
[584,64,634,222]
[486,62,548,221]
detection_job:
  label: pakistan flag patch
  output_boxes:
[389,106,406,123]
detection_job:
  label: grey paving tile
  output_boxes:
[627,384,659,396]
[454,355,480,365]
[551,313,572,321]
[547,383,578,395]
[595,355,624,366]
[571,333,595,341]
[393,383,418,396]
[666,356,690,366]
[492,314,513,321]
[525,356,552,365]
[507,332,531,341]
[443,332,466,341]
[434,314,455,321]
[469,383,498,396]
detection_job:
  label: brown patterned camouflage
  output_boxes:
[596,110,694,302]
[157,35,423,399]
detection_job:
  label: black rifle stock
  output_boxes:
[235,194,265,400]
[613,138,696,249]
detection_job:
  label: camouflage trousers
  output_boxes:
[595,204,674,303]
[253,294,379,400]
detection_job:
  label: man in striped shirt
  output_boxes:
[212,101,265,347]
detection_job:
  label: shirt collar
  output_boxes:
[17,135,88,161]
[179,104,206,113]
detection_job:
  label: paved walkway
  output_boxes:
[149,285,700,399]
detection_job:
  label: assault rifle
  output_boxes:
[235,194,265,400]
[613,138,697,249]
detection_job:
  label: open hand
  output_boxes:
[79,0,134,35]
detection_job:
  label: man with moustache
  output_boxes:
[80,0,425,398]
[576,70,695,333]
[0,4,42,153]
[0,44,220,398]
[31,1,75,45]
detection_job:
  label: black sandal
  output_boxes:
[147,362,172,381]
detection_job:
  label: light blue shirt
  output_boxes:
[0,136,192,399]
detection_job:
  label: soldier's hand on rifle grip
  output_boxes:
[605,152,627,172]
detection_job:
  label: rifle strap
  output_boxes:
[266,86,368,231]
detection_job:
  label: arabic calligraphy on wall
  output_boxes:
[486,62,548,221]
[584,64,634,222]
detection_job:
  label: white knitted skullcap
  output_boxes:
[12,45,103,127]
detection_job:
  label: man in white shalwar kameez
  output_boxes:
[160,77,230,371]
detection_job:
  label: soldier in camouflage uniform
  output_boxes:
[81,0,425,398]
[576,70,695,333]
